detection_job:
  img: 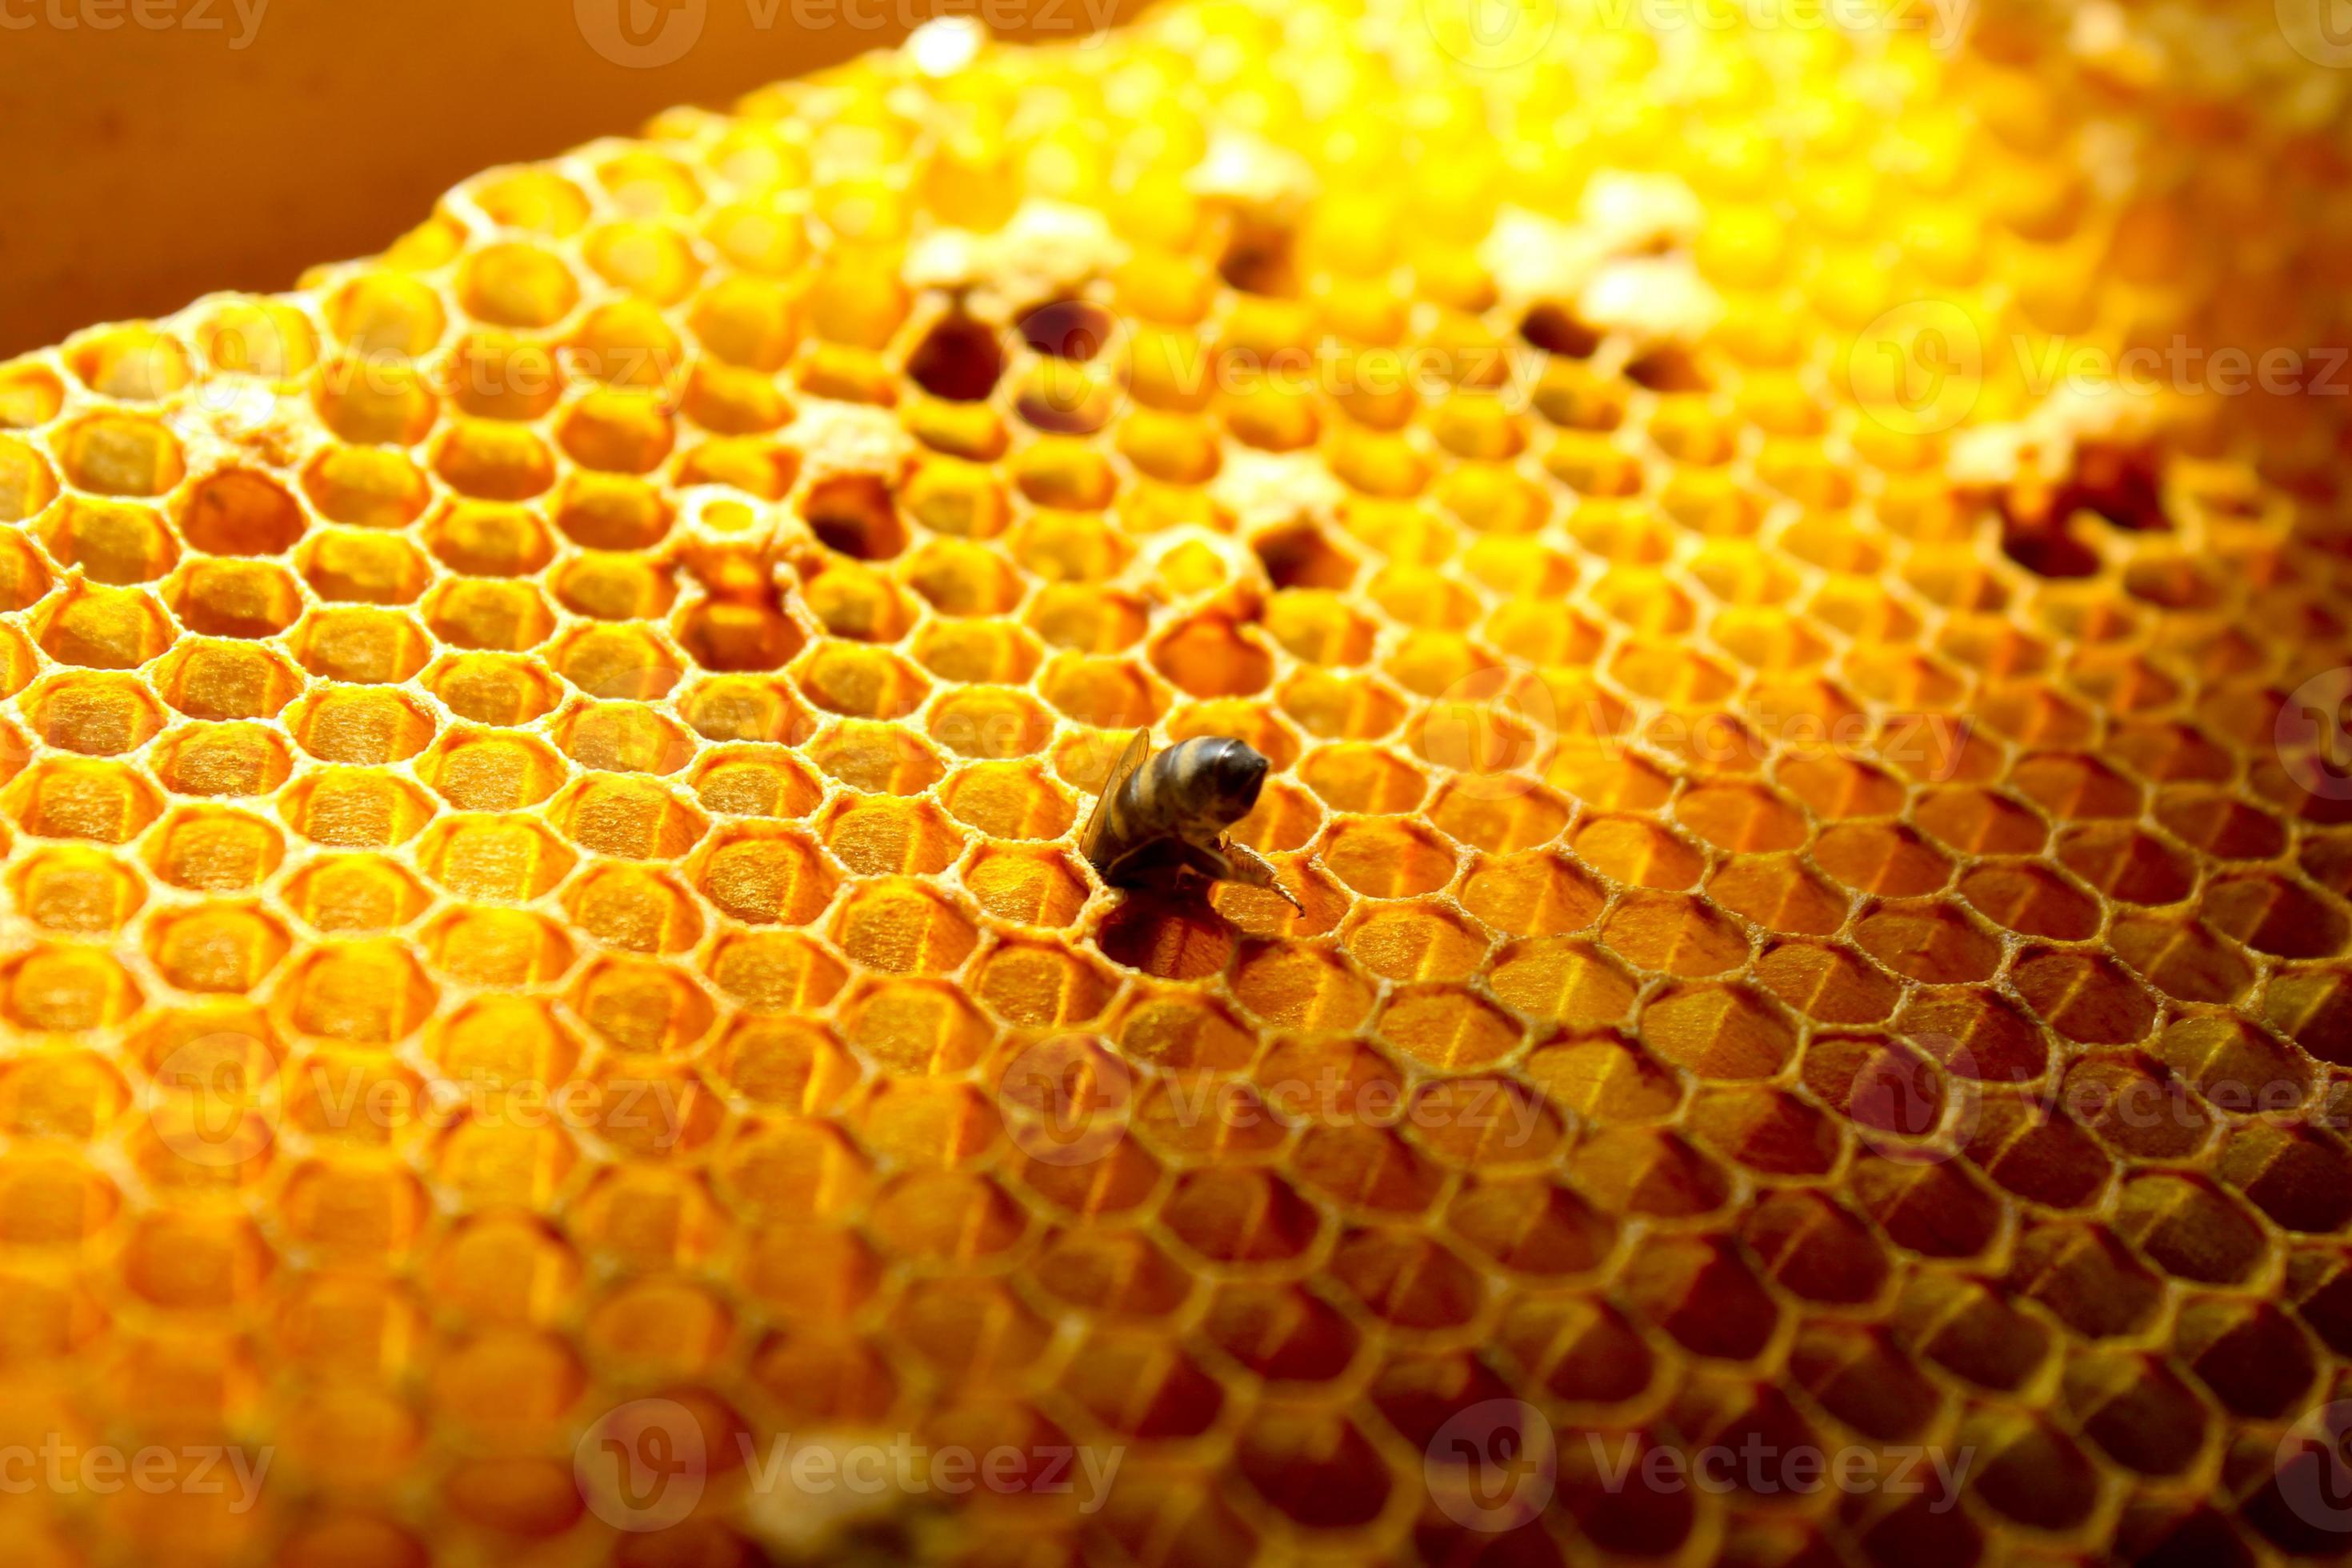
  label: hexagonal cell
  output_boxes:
[553,552,677,625]
[425,499,558,578]
[424,579,558,654]
[1814,822,1955,897]
[51,411,186,496]
[0,946,142,1031]
[145,806,286,891]
[1602,891,1752,978]
[552,702,694,776]
[1570,816,1703,890]
[417,732,567,812]
[676,675,813,746]
[10,846,146,935]
[426,653,564,726]
[301,446,431,531]
[280,770,437,849]
[424,911,577,990]
[166,558,301,640]
[152,724,294,798]
[40,498,179,586]
[277,941,438,1045]
[2013,946,2160,1042]
[1148,615,1274,700]
[538,625,678,699]
[26,674,164,758]
[938,761,1075,841]
[925,687,1054,762]
[287,687,437,767]
[703,930,848,1015]
[552,780,706,865]
[694,826,838,926]
[963,847,1089,928]
[562,864,705,954]
[833,881,980,975]
[682,748,818,822]
[5,758,163,843]
[1298,745,1424,815]
[293,608,433,685]
[146,906,293,995]
[675,599,805,674]
[37,584,174,670]
[284,856,434,934]
[148,642,305,724]
[2202,873,2348,959]
[299,527,432,607]
[417,817,576,901]
[1853,900,2002,985]
[1320,821,1456,899]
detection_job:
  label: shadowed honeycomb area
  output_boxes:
[2,1,2352,1565]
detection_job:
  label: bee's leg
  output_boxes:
[1217,842,1304,913]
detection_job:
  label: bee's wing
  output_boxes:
[1080,729,1152,866]
[1220,842,1304,913]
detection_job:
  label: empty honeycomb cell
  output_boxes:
[284,855,433,934]
[424,652,562,726]
[146,806,285,890]
[281,769,436,848]
[912,623,1041,691]
[298,531,428,610]
[562,863,704,953]
[291,607,431,685]
[39,497,178,586]
[1756,939,1901,1025]
[938,761,1074,841]
[1298,745,1424,815]
[28,673,166,755]
[833,881,978,975]
[11,847,144,935]
[153,723,294,797]
[37,584,173,670]
[798,560,914,645]
[2108,914,2255,1003]
[704,931,849,1014]
[1851,901,2003,985]
[422,578,558,654]
[6,758,162,843]
[1319,820,1455,899]
[695,826,838,926]
[1378,985,1523,1070]
[278,942,437,1045]
[544,633,684,708]
[145,906,294,994]
[2011,947,2159,1043]
[50,411,184,498]
[809,795,954,877]
[424,910,575,987]
[1602,890,1751,976]
[326,271,446,357]
[1,946,141,1031]
[316,356,440,446]
[163,558,300,641]
[421,818,574,900]
[414,731,562,811]
[283,688,434,768]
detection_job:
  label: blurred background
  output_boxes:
[0,0,1140,357]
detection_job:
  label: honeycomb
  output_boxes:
[1,0,2350,1563]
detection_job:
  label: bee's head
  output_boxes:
[1190,737,1270,823]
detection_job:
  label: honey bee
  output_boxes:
[1081,730,1302,911]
